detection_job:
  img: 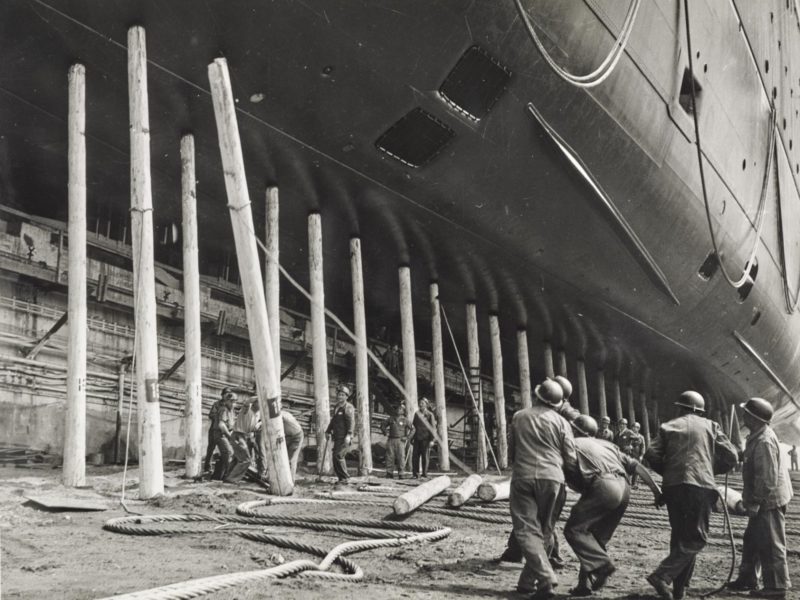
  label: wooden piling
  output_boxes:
[399,266,418,415]
[63,63,87,488]
[489,315,507,469]
[265,187,280,377]
[557,350,568,378]
[477,479,510,502]
[128,28,164,498]
[308,212,331,475]
[596,369,608,419]
[543,341,555,378]
[517,328,532,409]
[393,475,451,515]
[448,474,482,507]
[350,237,371,475]
[430,282,449,472]
[613,377,623,422]
[640,389,650,445]
[181,133,202,479]
[208,57,293,494]
[626,385,636,425]
[466,303,487,472]
[577,358,589,415]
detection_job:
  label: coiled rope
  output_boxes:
[513,0,642,88]
[98,497,451,600]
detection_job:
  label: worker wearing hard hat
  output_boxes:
[326,384,355,484]
[726,398,792,599]
[595,416,614,442]
[644,391,739,600]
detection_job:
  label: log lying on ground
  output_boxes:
[448,474,482,507]
[477,479,510,502]
[393,475,451,515]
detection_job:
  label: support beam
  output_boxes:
[265,187,280,378]
[393,475,451,515]
[466,303,486,472]
[27,312,68,360]
[430,282,449,472]
[181,133,202,479]
[597,369,608,419]
[128,28,164,498]
[576,358,589,415]
[308,212,331,475]
[63,63,86,488]
[613,377,623,422]
[489,314,508,469]
[543,341,555,378]
[652,400,661,430]
[639,389,650,446]
[208,57,292,495]
[557,350,568,378]
[399,266,418,415]
[350,237,371,476]
[626,384,636,425]
[517,329,532,409]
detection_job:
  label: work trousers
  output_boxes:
[738,505,791,591]
[224,431,254,482]
[203,427,218,472]
[510,478,565,591]
[255,429,303,481]
[213,432,235,480]
[651,484,717,590]
[412,439,431,477]
[332,437,350,482]
[503,489,567,564]
[564,474,629,574]
[386,437,406,476]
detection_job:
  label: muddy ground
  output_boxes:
[1,465,798,599]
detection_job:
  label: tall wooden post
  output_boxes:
[517,329,532,409]
[128,28,164,498]
[613,377,623,422]
[308,212,331,474]
[265,187,280,377]
[576,358,589,415]
[181,134,202,479]
[466,303,487,472]
[430,282,449,471]
[557,350,568,378]
[399,266,418,415]
[543,341,555,378]
[63,63,87,487]
[652,400,661,429]
[350,237,371,475]
[489,315,507,469]
[626,384,636,425]
[639,389,650,446]
[208,58,292,494]
[596,369,608,419]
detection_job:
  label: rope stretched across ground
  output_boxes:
[98,497,451,600]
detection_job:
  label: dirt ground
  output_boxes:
[1,465,798,600]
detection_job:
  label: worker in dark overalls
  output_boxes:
[727,398,793,598]
[382,403,411,479]
[563,415,661,596]
[210,388,236,480]
[645,391,738,600]
[325,384,355,484]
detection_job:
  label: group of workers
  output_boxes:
[506,375,793,600]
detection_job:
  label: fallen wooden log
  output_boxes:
[448,474,482,507]
[477,479,510,502]
[393,475,451,515]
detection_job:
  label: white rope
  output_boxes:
[513,0,642,88]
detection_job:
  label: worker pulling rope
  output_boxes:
[99,497,451,600]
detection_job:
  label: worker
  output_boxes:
[627,422,646,487]
[727,398,792,598]
[381,404,411,479]
[255,408,305,482]
[596,416,615,442]
[563,415,662,596]
[202,390,224,474]
[325,384,355,484]
[789,445,798,472]
[210,388,236,480]
[508,377,577,600]
[411,397,438,479]
[497,375,576,570]
[225,397,260,483]
[644,390,738,600]
[615,418,633,452]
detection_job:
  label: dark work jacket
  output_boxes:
[326,402,355,440]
